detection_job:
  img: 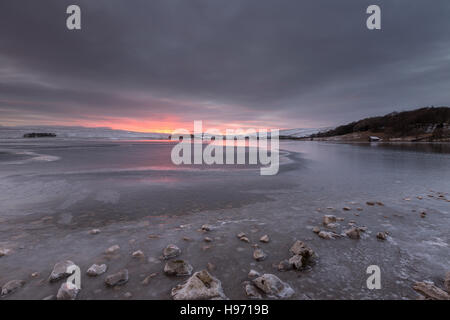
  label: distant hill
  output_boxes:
[309,107,450,142]
[0,126,170,140]
[280,127,332,139]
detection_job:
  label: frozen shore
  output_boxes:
[0,140,449,300]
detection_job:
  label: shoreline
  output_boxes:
[1,183,448,300]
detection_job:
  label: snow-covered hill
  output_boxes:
[280,127,332,138]
[0,126,170,139]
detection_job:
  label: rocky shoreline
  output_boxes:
[1,190,449,300]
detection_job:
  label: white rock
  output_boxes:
[86,264,107,276]
[252,274,294,298]
[318,231,338,240]
[105,245,120,254]
[240,236,250,243]
[132,250,145,258]
[171,270,227,300]
[49,260,78,282]
[201,224,212,231]
[259,235,270,243]
[0,248,12,257]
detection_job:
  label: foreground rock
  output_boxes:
[413,281,450,300]
[105,269,129,287]
[252,274,294,298]
[86,264,107,277]
[49,260,78,282]
[163,244,181,259]
[164,260,194,276]
[1,279,25,296]
[171,270,227,300]
[56,282,79,300]
[259,235,270,243]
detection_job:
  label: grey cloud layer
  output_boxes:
[1,0,450,127]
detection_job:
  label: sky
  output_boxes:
[1,0,450,133]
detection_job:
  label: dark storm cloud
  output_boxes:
[1,0,450,128]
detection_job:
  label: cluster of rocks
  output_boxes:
[243,270,294,299]
[165,226,228,299]
[6,206,447,301]
[162,244,193,277]
[1,243,135,299]
[171,270,227,300]
[313,213,390,241]
[168,225,295,300]
[277,240,315,272]
[235,231,269,261]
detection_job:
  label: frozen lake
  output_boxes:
[0,139,449,299]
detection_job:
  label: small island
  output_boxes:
[23,133,57,138]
